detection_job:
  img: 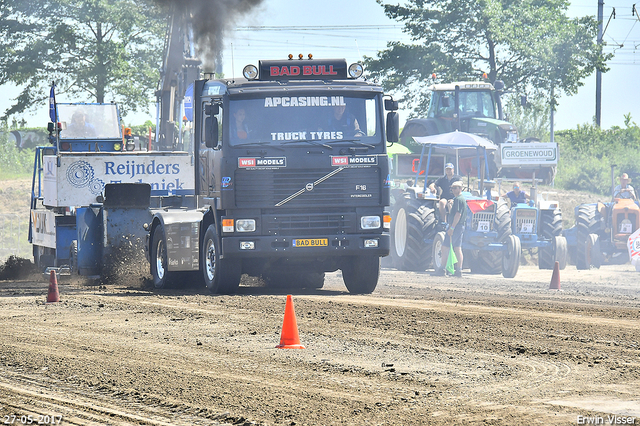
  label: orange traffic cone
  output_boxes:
[549,261,560,290]
[276,295,305,349]
[46,270,60,303]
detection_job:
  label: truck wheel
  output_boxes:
[342,256,379,294]
[202,224,241,294]
[575,204,600,270]
[538,208,563,269]
[502,235,521,278]
[431,232,445,271]
[391,195,436,271]
[151,225,174,289]
[69,240,78,275]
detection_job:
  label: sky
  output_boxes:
[2,0,639,131]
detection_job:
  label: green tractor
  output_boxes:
[398,81,555,184]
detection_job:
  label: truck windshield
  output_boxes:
[428,91,496,120]
[227,94,381,147]
[58,104,122,140]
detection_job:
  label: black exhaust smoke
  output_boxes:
[155,0,264,71]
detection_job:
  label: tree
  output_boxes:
[503,93,550,141]
[0,0,168,120]
[366,0,609,117]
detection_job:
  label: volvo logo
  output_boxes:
[305,183,314,191]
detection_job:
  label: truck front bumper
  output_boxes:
[221,234,390,258]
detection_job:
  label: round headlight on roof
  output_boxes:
[243,64,258,80]
[348,63,364,78]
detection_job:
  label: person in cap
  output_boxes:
[436,180,466,277]
[613,173,636,200]
[504,182,530,208]
[429,162,462,223]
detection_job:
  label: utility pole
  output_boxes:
[596,0,604,127]
[550,85,554,142]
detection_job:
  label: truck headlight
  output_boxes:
[236,219,256,232]
[361,215,381,230]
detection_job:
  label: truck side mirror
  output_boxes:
[205,103,219,116]
[442,96,450,108]
[204,116,218,149]
[386,112,399,143]
[494,80,505,91]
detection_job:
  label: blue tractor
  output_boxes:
[389,132,521,278]
[502,187,568,270]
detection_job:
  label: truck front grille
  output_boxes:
[234,167,381,208]
[264,210,355,236]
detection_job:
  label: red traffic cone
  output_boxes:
[549,261,560,290]
[276,295,305,349]
[46,270,60,303]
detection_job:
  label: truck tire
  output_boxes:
[202,224,241,294]
[502,235,521,278]
[151,225,174,289]
[342,255,379,294]
[575,204,601,270]
[538,208,563,269]
[431,231,445,271]
[391,195,436,271]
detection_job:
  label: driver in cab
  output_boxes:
[326,104,363,137]
[504,182,530,208]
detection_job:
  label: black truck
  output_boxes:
[146,57,399,294]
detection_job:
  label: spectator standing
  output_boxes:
[436,180,466,277]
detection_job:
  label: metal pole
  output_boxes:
[550,85,555,142]
[596,0,604,127]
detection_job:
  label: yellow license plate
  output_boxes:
[292,238,328,247]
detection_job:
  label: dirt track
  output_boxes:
[0,263,639,426]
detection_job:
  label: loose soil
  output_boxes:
[0,264,639,425]
[1,178,638,425]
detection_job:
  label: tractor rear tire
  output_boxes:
[390,195,436,271]
[538,208,563,269]
[470,250,502,275]
[494,199,512,243]
[576,204,601,270]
